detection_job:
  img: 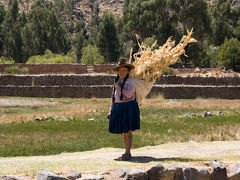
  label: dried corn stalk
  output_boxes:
[130,29,197,82]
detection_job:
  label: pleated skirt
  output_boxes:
[109,100,140,134]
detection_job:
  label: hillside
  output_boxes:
[0,0,239,32]
[0,0,124,25]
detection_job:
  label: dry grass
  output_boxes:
[0,98,57,107]
[142,97,240,109]
[0,97,110,123]
[1,97,240,123]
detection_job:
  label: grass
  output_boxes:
[0,97,240,157]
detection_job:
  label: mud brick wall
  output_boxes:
[156,76,240,86]
[1,75,240,86]
[0,85,113,98]
[1,85,240,99]
[1,74,240,99]
[148,85,240,99]
[0,74,115,86]
[93,64,115,73]
[0,64,88,74]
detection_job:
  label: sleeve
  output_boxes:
[109,87,115,113]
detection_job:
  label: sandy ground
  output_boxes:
[0,141,240,179]
[0,98,57,107]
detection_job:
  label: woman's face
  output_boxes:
[118,66,129,79]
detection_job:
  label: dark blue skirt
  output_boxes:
[109,100,140,134]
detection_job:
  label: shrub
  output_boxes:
[0,57,14,64]
[207,45,220,67]
[80,45,104,65]
[143,37,158,50]
[26,49,77,64]
[5,66,20,74]
[201,45,220,68]
[218,38,240,72]
[162,67,177,75]
[20,67,29,74]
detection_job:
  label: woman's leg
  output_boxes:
[123,131,132,155]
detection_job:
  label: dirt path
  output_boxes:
[1,141,240,179]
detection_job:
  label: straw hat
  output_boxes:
[112,58,135,71]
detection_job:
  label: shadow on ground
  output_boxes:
[115,156,205,163]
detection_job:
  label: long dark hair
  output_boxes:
[112,71,130,101]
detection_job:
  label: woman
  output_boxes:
[108,58,140,161]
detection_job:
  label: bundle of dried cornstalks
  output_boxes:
[130,29,197,82]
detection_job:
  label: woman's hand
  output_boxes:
[107,113,111,119]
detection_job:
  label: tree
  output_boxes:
[97,11,121,63]
[123,0,178,44]
[47,11,72,54]
[0,6,6,56]
[81,45,104,65]
[22,5,72,59]
[232,4,240,41]
[209,0,233,46]
[174,0,211,43]
[0,5,6,24]
[2,0,23,62]
[76,32,84,62]
[218,38,240,72]
[89,2,100,41]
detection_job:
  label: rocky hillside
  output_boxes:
[0,0,239,29]
[75,0,124,24]
[0,0,124,24]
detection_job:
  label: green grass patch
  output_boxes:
[0,104,240,157]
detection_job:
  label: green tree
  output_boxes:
[2,0,23,62]
[218,38,240,72]
[0,6,6,56]
[89,2,100,41]
[22,23,34,60]
[174,0,211,44]
[123,0,178,44]
[232,4,240,41]
[22,5,71,59]
[97,11,121,63]
[81,44,104,65]
[47,11,72,54]
[0,5,6,24]
[76,32,84,62]
[209,0,233,46]
[18,11,27,28]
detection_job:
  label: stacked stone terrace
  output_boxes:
[0,74,240,98]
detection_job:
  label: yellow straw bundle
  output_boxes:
[130,29,197,82]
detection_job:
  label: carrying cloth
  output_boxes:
[126,77,154,105]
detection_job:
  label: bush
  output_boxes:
[20,67,29,74]
[5,66,20,74]
[218,38,240,72]
[162,67,177,75]
[80,45,104,65]
[26,49,77,64]
[143,37,158,50]
[0,57,14,64]
[5,66,29,74]
[201,45,220,68]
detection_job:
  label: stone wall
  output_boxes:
[149,85,240,99]
[0,64,88,74]
[93,64,115,73]
[1,74,240,99]
[2,161,240,180]
[156,76,240,86]
[1,74,240,86]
